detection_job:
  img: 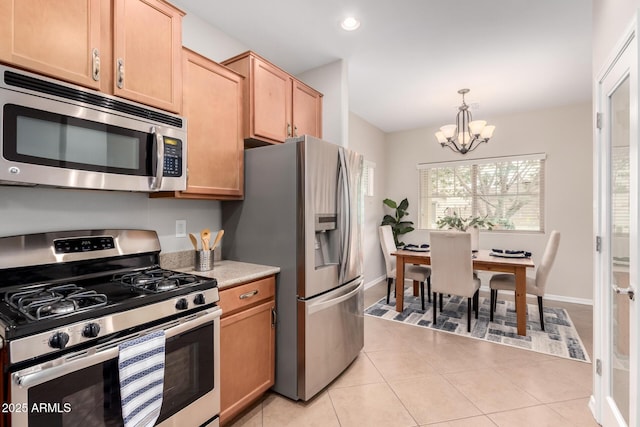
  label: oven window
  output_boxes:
[25,323,215,427]
[3,104,153,176]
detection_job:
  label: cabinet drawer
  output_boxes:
[219,275,275,317]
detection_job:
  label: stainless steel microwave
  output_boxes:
[0,65,187,192]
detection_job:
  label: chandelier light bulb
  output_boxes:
[481,125,496,139]
[440,125,457,139]
[435,131,447,144]
[469,120,487,136]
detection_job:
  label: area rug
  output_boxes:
[365,289,590,363]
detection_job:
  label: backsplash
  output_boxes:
[160,248,222,270]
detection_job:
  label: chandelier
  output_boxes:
[435,89,495,154]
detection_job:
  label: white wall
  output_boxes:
[348,113,388,287]
[593,0,639,74]
[0,187,220,252]
[179,11,249,62]
[384,102,593,303]
[297,60,349,147]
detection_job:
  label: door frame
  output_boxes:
[592,12,640,427]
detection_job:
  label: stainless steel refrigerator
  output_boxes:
[222,135,364,401]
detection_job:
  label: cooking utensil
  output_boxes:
[189,233,199,250]
[211,230,225,251]
[200,228,211,251]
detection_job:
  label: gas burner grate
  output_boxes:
[5,284,108,321]
[113,268,198,293]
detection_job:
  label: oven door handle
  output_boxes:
[14,345,119,388]
[13,307,222,389]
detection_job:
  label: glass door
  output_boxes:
[595,18,639,427]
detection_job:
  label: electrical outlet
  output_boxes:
[175,220,186,237]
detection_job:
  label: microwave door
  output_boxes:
[0,64,187,192]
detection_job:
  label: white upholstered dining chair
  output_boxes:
[489,230,561,331]
[429,231,481,332]
[378,225,431,310]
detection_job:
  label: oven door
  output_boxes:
[9,307,221,427]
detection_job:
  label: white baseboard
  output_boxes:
[479,285,593,306]
[364,275,386,290]
[364,279,593,306]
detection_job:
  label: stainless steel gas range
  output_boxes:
[0,229,221,427]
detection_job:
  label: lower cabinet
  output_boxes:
[219,275,276,425]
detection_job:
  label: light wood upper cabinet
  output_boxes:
[167,48,243,199]
[113,0,183,113]
[252,56,291,143]
[0,0,102,90]
[223,51,323,145]
[292,79,323,139]
[0,0,183,113]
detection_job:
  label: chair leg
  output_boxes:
[537,296,545,331]
[467,297,472,332]
[439,293,443,312]
[433,293,437,325]
[490,289,495,321]
[427,277,432,303]
[420,282,425,310]
[474,290,479,319]
[386,278,393,304]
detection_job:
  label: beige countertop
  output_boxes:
[176,259,280,290]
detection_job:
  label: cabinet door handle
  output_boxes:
[117,58,125,89]
[239,290,259,300]
[294,125,298,137]
[92,48,100,81]
[287,123,292,137]
[271,308,277,328]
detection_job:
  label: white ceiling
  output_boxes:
[174,0,592,133]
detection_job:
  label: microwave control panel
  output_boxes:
[163,137,183,177]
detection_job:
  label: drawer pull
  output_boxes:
[239,290,259,300]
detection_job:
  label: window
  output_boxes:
[612,145,629,234]
[362,160,375,197]
[418,153,546,231]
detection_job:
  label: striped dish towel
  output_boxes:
[118,330,166,427]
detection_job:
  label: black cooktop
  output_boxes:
[0,266,217,340]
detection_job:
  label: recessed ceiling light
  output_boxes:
[341,16,360,31]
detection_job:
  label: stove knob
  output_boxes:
[193,293,206,305]
[49,332,70,349]
[175,298,188,310]
[82,323,101,338]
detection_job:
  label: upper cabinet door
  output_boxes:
[0,0,102,89]
[252,56,291,143]
[292,80,323,139]
[181,48,244,199]
[113,0,183,113]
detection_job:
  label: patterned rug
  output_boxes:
[365,289,590,363]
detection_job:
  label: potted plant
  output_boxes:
[436,208,493,251]
[381,198,414,247]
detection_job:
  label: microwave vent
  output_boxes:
[4,70,183,129]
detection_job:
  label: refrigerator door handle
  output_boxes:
[337,148,351,284]
[307,279,363,315]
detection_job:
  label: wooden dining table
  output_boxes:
[392,249,535,336]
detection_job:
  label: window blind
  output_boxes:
[418,153,546,231]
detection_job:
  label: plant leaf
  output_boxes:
[398,198,409,211]
[383,198,397,209]
[381,215,396,225]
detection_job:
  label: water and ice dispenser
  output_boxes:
[314,214,339,269]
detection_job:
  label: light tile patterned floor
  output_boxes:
[226,282,598,427]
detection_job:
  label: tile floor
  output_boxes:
[226,282,598,427]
